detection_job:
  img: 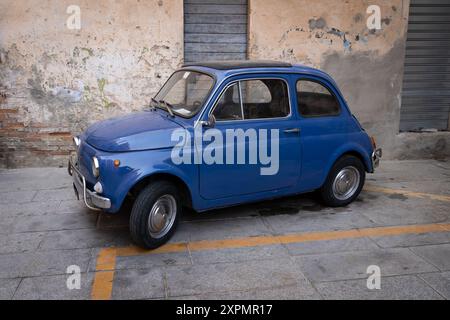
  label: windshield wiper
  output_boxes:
[149,98,159,110]
[159,99,175,117]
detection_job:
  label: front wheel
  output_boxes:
[130,181,181,249]
[319,155,365,207]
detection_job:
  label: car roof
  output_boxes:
[180,60,337,86]
[182,60,292,70]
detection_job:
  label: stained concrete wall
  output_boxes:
[249,0,449,160]
[249,0,412,159]
[0,0,183,168]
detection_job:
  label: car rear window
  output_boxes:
[296,80,340,117]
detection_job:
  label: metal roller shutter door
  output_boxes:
[184,0,248,63]
[400,0,450,131]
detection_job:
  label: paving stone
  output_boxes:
[181,205,259,222]
[96,212,130,229]
[111,251,192,272]
[165,258,313,297]
[111,268,165,300]
[284,237,379,256]
[0,167,70,192]
[315,275,443,300]
[0,278,21,299]
[1,162,450,300]
[171,285,322,300]
[0,200,63,218]
[359,195,450,226]
[33,188,76,202]
[13,273,94,300]
[371,231,450,248]
[10,211,98,233]
[370,160,450,185]
[168,222,192,243]
[0,217,15,234]
[190,244,290,265]
[263,210,377,235]
[185,217,272,242]
[293,248,438,283]
[418,271,450,299]
[58,199,91,215]
[0,190,36,204]
[0,249,92,279]
[410,244,450,271]
[39,227,132,250]
[0,232,45,254]
[369,180,450,195]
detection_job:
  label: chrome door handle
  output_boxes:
[283,128,301,134]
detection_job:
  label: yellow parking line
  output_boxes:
[90,222,450,300]
[91,248,117,300]
[364,185,450,202]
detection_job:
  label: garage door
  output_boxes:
[184,0,248,63]
[399,0,450,131]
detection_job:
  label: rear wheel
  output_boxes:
[319,155,365,207]
[130,180,181,249]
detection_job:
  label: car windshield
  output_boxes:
[154,70,214,118]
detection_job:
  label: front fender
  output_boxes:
[99,148,197,213]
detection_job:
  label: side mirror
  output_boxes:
[201,114,216,128]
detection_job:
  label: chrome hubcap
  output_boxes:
[332,166,360,200]
[148,194,177,238]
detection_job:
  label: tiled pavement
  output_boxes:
[0,160,449,299]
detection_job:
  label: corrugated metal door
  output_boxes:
[184,0,248,63]
[400,0,450,131]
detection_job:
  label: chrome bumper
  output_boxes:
[68,157,111,210]
[371,148,382,171]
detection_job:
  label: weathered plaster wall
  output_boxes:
[1,0,448,168]
[0,0,183,168]
[249,0,420,159]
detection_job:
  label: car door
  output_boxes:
[294,76,349,190]
[198,75,302,200]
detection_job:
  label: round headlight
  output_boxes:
[92,156,100,178]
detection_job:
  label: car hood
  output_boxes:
[84,111,185,152]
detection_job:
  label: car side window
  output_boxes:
[212,83,243,121]
[296,80,340,117]
[241,79,289,119]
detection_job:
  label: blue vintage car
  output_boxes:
[68,60,382,248]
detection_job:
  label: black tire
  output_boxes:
[319,155,365,207]
[130,180,181,249]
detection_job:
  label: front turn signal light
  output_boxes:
[370,136,377,149]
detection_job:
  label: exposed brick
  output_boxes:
[0,108,18,114]
[48,132,72,137]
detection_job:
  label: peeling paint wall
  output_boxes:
[0,0,183,168]
[1,0,448,168]
[249,0,424,159]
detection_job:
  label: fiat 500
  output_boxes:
[68,60,382,249]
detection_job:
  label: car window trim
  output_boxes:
[209,77,292,124]
[238,81,245,120]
